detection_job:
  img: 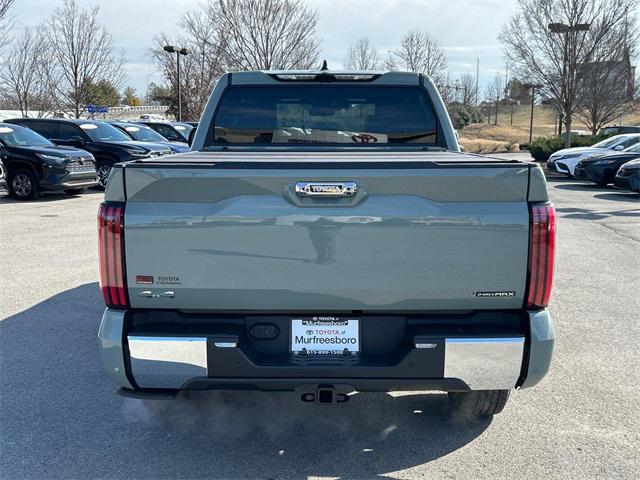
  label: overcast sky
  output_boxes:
[11,0,520,97]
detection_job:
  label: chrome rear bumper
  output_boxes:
[99,309,553,392]
[124,333,524,391]
[128,337,207,388]
[444,337,524,390]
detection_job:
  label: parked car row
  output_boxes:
[0,118,194,200]
[546,133,640,176]
[546,133,640,194]
[574,143,640,187]
[107,122,190,153]
[0,123,96,200]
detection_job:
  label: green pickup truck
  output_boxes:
[98,70,555,417]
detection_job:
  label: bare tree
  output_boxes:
[380,53,398,70]
[181,7,228,114]
[215,0,321,70]
[454,73,477,106]
[151,4,228,120]
[0,0,13,19]
[500,0,637,146]
[485,74,505,125]
[0,0,15,48]
[344,37,380,70]
[575,15,638,134]
[152,0,320,119]
[1,28,45,116]
[575,58,631,134]
[44,0,124,118]
[393,30,448,85]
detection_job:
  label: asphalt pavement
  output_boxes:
[0,164,638,479]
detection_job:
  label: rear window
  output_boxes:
[211,86,438,147]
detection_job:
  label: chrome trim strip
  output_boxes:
[58,180,98,188]
[214,342,238,348]
[444,337,524,390]
[447,337,524,344]
[128,336,207,389]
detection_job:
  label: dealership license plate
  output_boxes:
[291,317,360,354]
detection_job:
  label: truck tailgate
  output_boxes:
[122,154,532,311]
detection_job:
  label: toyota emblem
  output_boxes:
[352,133,378,143]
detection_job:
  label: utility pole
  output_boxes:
[504,62,511,125]
[524,83,542,143]
[475,56,480,106]
[163,45,189,121]
[504,62,509,99]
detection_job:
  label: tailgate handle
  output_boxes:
[295,181,357,197]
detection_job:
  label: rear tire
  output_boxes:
[9,169,39,201]
[96,161,114,190]
[64,188,87,195]
[448,390,510,417]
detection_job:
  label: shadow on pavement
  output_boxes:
[552,182,606,191]
[594,192,640,202]
[0,283,491,479]
[556,206,640,220]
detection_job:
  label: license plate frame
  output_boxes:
[290,316,360,355]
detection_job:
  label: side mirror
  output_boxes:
[187,128,196,147]
[70,135,85,144]
[614,145,624,151]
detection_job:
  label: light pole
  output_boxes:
[475,55,480,106]
[163,45,188,121]
[523,83,543,144]
[548,22,590,146]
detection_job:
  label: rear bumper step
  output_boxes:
[116,387,177,400]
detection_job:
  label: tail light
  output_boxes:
[98,203,129,308]
[526,203,556,309]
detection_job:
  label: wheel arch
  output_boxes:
[4,159,41,180]
[94,153,120,165]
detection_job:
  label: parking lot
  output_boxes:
[0,166,638,479]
